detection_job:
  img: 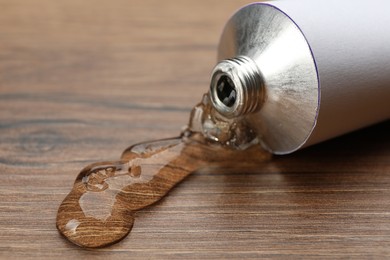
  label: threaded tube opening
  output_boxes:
[209,56,265,118]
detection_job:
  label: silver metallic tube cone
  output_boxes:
[209,0,390,154]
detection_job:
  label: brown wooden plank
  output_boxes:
[0,0,389,258]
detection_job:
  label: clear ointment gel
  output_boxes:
[209,0,390,154]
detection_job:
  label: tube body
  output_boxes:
[216,0,390,154]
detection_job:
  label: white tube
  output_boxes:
[271,0,390,147]
[213,0,390,154]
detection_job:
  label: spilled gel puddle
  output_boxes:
[56,94,271,248]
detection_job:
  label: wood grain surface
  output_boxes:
[0,0,389,258]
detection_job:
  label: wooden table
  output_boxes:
[1,0,389,258]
